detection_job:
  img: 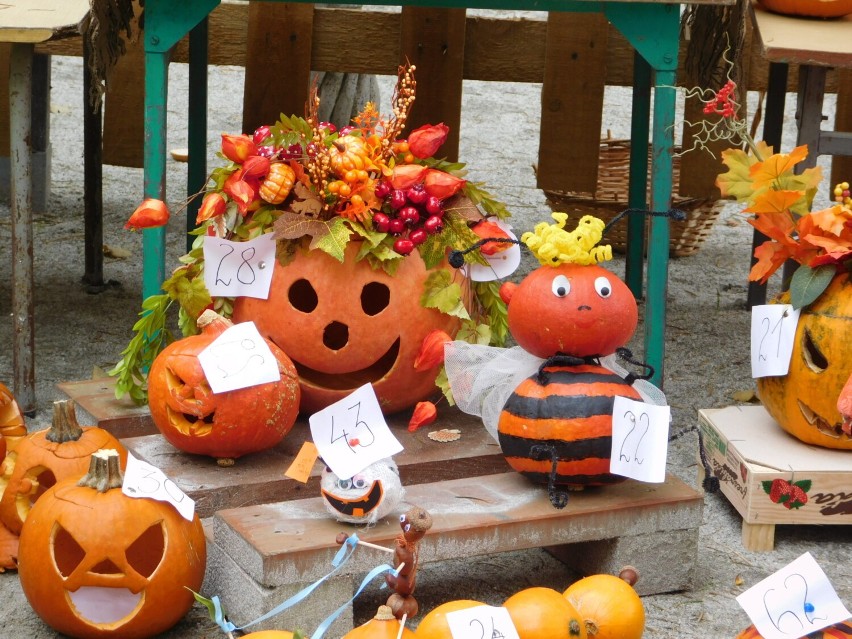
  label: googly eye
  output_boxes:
[403,523,411,533]
[352,476,367,489]
[399,514,406,523]
[594,276,612,298]
[551,275,571,298]
[337,479,352,490]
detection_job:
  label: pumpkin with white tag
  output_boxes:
[147,310,300,461]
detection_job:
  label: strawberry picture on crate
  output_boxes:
[762,478,811,510]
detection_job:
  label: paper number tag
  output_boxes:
[445,605,521,639]
[197,321,281,394]
[309,384,403,480]
[203,232,276,299]
[737,552,851,639]
[609,396,670,483]
[751,304,800,378]
[461,218,522,282]
[122,453,195,521]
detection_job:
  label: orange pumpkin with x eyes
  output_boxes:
[18,449,207,638]
[233,242,464,414]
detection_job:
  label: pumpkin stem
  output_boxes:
[77,449,124,492]
[45,400,84,443]
[197,309,232,331]
[618,565,640,587]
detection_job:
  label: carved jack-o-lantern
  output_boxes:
[0,400,127,535]
[147,311,301,461]
[757,272,852,449]
[233,242,464,414]
[0,381,27,452]
[320,457,404,524]
[18,449,206,638]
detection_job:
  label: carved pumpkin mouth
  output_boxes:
[67,586,144,626]
[798,400,849,439]
[286,338,401,390]
[321,480,384,517]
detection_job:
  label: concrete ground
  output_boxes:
[0,38,849,638]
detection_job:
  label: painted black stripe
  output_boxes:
[516,470,624,486]
[503,393,616,421]
[535,369,627,386]
[499,433,612,461]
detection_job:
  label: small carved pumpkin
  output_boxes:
[0,399,126,535]
[342,605,417,639]
[759,0,852,18]
[18,449,206,638]
[503,587,588,639]
[735,619,852,638]
[0,381,27,452]
[562,567,645,639]
[498,364,641,489]
[233,242,464,414]
[320,457,403,524]
[756,272,852,449]
[147,311,301,461]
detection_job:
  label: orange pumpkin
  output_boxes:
[330,134,373,176]
[18,449,207,638]
[562,567,645,639]
[147,310,301,461]
[241,632,297,638]
[0,399,127,535]
[233,242,464,414]
[0,381,27,451]
[343,605,417,639]
[759,0,852,18]
[260,162,296,205]
[756,273,852,449]
[414,599,487,638]
[504,587,588,639]
[735,619,852,638]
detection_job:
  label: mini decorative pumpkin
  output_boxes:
[233,241,464,414]
[735,619,852,638]
[414,599,487,638]
[320,457,403,524]
[756,272,852,449]
[18,449,206,638]
[562,567,645,639]
[147,310,301,461]
[0,399,127,535]
[503,586,588,639]
[342,604,417,639]
[0,381,27,451]
[759,0,852,18]
[260,162,296,205]
[498,364,642,489]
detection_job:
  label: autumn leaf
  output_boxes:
[310,216,352,262]
[443,193,483,222]
[274,210,330,241]
[421,270,470,320]
[716,147,761,201]
[749,144,809,191]
[289,181,322,217]
[749,240,791,283]
[162,269,212,320]
[744,190,804,215]
[789,263,836,309]
[809,204,852,237]
[747,211,797,245]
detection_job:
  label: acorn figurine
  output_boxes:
[384,506,433,619]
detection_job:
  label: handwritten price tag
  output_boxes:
[445,605,521,639]
[609,396,670,483]
[461,218,521,282]
[751,304,800,378]
[737,552,850,639]
[197,321,281,394]
[309,384,403,480]
[203,232,276,299]
[122,453,195,521]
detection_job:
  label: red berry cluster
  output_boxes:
[372,181,445,255]
[703,80,737,118]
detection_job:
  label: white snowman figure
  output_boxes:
[320,457,404,524]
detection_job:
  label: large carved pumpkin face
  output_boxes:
[147,313,301,460]
[757,273,852,450]
[18,451,206,638]
[232,243,463,414]
[501,263,638,359]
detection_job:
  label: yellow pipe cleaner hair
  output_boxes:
[520,213,613,266]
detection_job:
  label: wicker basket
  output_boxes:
[543,137,724,257]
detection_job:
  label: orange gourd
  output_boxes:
[343,605,417,639]
[735,619,852,638]
[503,587,588,639]
[759,0,852,17]
[260,162,296,205]
[0,399,127,535]
[562,567,645,639]
[18,449,206,638]
[415,599,487,638]
[147,310,301,461]
[756,273,852,449]
[330,135,372,176]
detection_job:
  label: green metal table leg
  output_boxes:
[186,16,210,250]
[625,51,651,299]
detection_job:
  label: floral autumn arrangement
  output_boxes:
[114,64,511,406]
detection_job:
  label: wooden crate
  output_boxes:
[698,405,852,552]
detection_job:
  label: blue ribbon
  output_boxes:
[211,533,364,634]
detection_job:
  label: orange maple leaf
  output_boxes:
[749,240,792,283]
[808,205,852,237]
[747,211,797,246]
[744,190,803,215]
[749,145,809,190]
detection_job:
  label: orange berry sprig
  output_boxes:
[304,86,335,217]
[380,63,417,164]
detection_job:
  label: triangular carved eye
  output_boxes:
[125,523,165,578]
[52,524,86,578]
[802,328,828,373]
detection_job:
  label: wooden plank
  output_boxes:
[537,13,608,194]
[398,8,466,160]
[831,69,852,189]
[102,32,145,167]
[0,0,89,43]
[212,471,702,587]
[750,3,852,68]
[57,378,158,438]
[242,3,314,135]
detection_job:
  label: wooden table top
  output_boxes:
[0,0,89,43]
[750,1,852,67]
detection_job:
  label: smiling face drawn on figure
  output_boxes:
[320,458,404,524]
